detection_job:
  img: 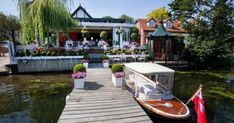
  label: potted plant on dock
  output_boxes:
[72,64,86,89]
[82,54,89,68]
[102,55,109,68]
[111,64,125,87]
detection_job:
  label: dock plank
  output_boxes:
[58,68,152,123]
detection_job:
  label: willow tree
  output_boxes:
[18,0,77,45]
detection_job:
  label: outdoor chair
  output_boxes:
[137,56,145,62]
[112,57,122,63]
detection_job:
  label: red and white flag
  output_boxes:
[191,88,207,123]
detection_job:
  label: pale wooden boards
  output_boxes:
[58,68,152,123]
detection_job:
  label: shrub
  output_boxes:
[100,31,108,40]
[102,55,109,60]
[51,52,57,56]
[83,54,89,60]
[111,64,123,73]
[73,64,86,73]
[24,49,31,56]
[46,51,52,56]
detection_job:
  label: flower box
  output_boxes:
[74,79,84,89]
[72,64,86,89]
[103,62,109,68]
[112,74,124,87]
[103,60,109,68]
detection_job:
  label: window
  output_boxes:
[166,22,172,28]
[148,20,155,27]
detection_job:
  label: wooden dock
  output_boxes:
[58,68,152,123]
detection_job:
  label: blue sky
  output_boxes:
[0,0,172,19]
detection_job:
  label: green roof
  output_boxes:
[148,20,174,39]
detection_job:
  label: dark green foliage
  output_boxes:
[46,51,52,56]
[119,14,135,23]
[111,64,123,73]
[130,27,140,42]
[83,54,89,60]
[0,12,20,41]
[81,27,90,39]
[16,49,31,56]
[172,36,185,54]
[169,0,234,69]
[18,0,77,44]
[101,55,109,60]
[102,16,113,19]
[23,49,31,56]
[51,51,57,56]
[73,64,86,73]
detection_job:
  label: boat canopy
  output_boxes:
[124,63,175,75]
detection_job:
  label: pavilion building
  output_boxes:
[58,5,135,48]
[136,18,187,60]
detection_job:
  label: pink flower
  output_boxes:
[72,72,86,79]
[114,72,125,78]
[82,60,89,63]
[103,60,109,63]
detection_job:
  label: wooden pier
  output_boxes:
[58,68,152,123]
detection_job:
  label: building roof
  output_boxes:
[136,18,186,33]
[124,63,175,74]
[74,18,125,23]
[72,4,93,18]
[72,5,125,23]
[148,20,174,39]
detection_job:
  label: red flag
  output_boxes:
[192,88,207,123]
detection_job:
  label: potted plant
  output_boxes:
[81,27,90,41]
[102,55,109,68]
[82,54,89,68]
[111,64,125,87]
[72,64,86,89]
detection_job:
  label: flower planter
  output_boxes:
[74,79,85,89]
[112,74,123,87]
[103,62,109,68]
[83,62,88,68]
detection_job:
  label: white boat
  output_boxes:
[124,63,190,119]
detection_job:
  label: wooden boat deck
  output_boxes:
[58,68,152,123]
[137,98,189,119]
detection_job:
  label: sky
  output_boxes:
[0,0,172,19]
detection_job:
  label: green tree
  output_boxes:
[100,31,108,41]
[147,7,169,20]
[119,14,135,23]
[81,27,90,39]
[102,16,113,19]
[17,0,77,44]
[130,27,140,42]
[169,0,234,69]
[0,13,20,41]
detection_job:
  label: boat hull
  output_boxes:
[136,97,190,120]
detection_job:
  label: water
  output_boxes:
[0,73,73,123]
[0,71,233,123]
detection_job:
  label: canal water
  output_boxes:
[0,71,233,123]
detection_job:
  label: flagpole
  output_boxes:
[185,85,203,105]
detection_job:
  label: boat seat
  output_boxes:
[139,84,161,95]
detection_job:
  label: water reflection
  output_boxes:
[0,73,73,123]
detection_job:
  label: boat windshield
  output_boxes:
[147,74,174,94]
